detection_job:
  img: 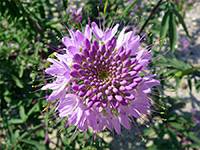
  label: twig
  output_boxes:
[139,0,163,34]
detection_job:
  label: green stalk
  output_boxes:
[174,65,200,77]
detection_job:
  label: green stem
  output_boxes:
[174,65,200,77]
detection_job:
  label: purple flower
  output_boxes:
[125,0,138,7]
[9,41,14,47]
[91,22,119,42]
[71,7,83,22]
[191,108,200,124]
[186,0,195,3]
[62,24,91,56]
[41,14,160,139]
[180,37,189,51]
[41,53,71,102]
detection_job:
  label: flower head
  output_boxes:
[71,7,83,22]
[41,6,161,141]
[191,108,200,124]
[180,37,189,51]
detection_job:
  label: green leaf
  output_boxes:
[168,116,177,121]
[146,144,157,149]
[14,130,20,139]
[169,122,184,130]
[27,102,40,117]
[4,96,11,103]
[42,47,48,52]
[168,129,180,148]
[11,74,24,88]
[7,122,18,145]
[20,41,31,51]
[20,55,42,65]
[171,8,190,38]
[143,128,154,136]
[187,78,192,91]
[19,124,42,139]
[34,42,41,58]
[188,132,200,144]
[62,0,68,10]
[19,106,27,121]
[9,119,24,124]
[160,10,170,49]
[20,139,46,150]
[169,12,177,53]
[121,0,139,18]
[178,117,188,124]
[150,29,160,34]
[188,144,200,148]
[174,77,182,91]
[18,65,24,78]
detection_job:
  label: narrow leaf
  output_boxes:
[168,129,180,148]
[169,12,177,53]
[160,10,169,49]
[62,0,68,10]
[19,106,27,121]
[169,122,184,130]
[4,96,11,103]
[121,0,139,18]
[27,102,40,117]
[188,132,200,144]
[143,128,154,136]
[18,65,24,78]
[174,77,182,91]
[19,124,42,139]
[9,119,24,124]
[171,8,190,38]
[34,42,40,58]
[188,79,192,91]
[11,74,24,88]
[20,139,46,150]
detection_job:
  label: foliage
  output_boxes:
[0,0,200,149]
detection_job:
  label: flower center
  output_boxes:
[99,72,107,80]
[69,37,143,109]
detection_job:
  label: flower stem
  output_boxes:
[174,65,200,77]
[139,0,163,34]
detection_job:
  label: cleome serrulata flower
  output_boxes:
[40,5,161,144]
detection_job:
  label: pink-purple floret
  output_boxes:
[41,22,160,134]
[71,7,83,22]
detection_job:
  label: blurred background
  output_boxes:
[0,0,200,149]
